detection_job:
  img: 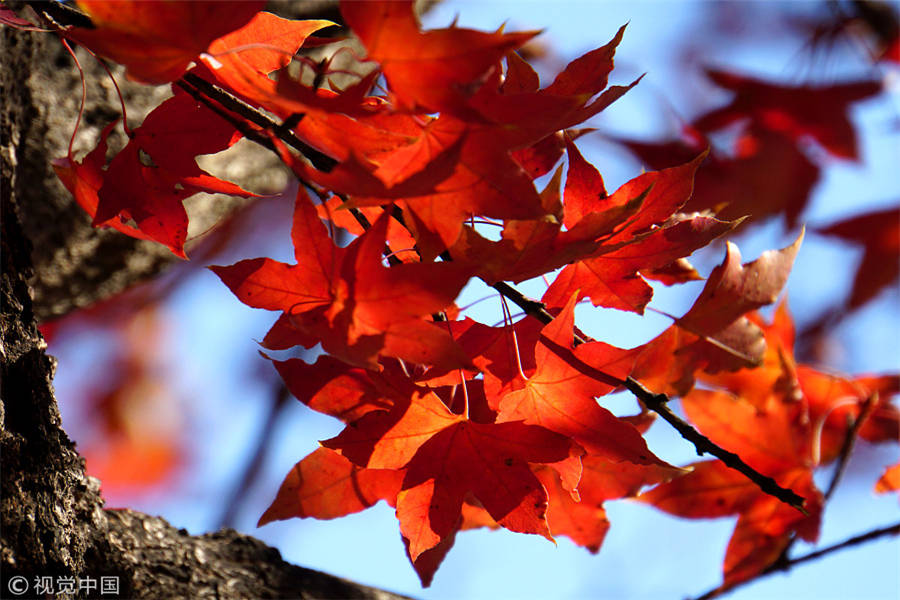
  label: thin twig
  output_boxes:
[691,522,900,600]
[766,522,900,572]
[490,280,806,509]
[27,0,94,28]
[176,79,278,152]
[768,391,882,567]
[824,393,877,501]
[181,72,336,172]
[634,380,805,508]
[217,382,291,529]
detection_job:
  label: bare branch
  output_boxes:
[691,522,900,600]
[217,382,291,529]
[824,393,877,501]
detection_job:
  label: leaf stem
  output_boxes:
[59,38,85,158]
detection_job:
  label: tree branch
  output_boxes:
[691,522,900,600]
[179,72,337,173]
[217,382,291,529]
[491,283,806,509]
[824,393,877,502]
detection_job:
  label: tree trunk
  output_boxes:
[1,20,410,600]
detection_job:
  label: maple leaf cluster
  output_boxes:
[641,301,899,584]
[611,65,897,316]
[20,0,897,589]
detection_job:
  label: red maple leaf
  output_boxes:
[322,381,579,566]
[198,11,336,106]
[195,11,383,121]
[542,144,734,313]
[258,447,403,524]
[816,207,900,310]
[66,0,265,84]
[341,0,538,117]
[271,354,396,423]
[695,68,882,160]
[617,126,821,230]
[212,188,471,369]
[497,293,674,469]
[418,315,544,405]
[467,26,639,148]
[84,88,256,257]
[538,454,681,554]
[52,121,154,244]
[640,387,823,585]
[632,232,803,395]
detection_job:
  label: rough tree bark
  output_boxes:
[0,10,410,600]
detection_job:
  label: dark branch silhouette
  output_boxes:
[692,522,900,600]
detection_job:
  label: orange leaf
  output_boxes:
[683,390,811,475]
[69,0,264,84]
[497,293,672,468]
[875,462,900,495]
[324,377,576,560]
[91,88,255,257]
[258,447,403,525]
[639,460,759,518]
[817,207,900,310]
[212,189,471,369]
[341,0,538,116]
